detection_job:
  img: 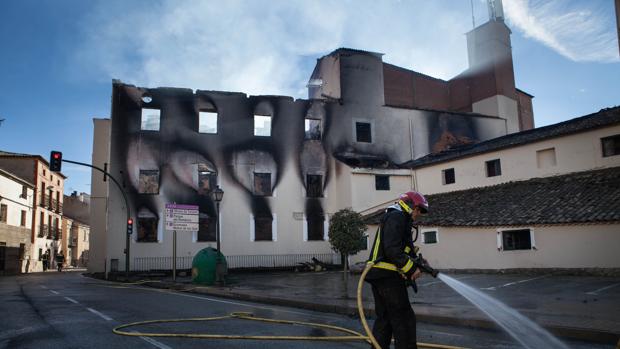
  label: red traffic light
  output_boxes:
[127,218,133,225]
[50,151,62,172]
[53,153,60,159]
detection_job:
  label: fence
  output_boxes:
[131,253,339,272]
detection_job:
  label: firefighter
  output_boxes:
[365,190,429,349]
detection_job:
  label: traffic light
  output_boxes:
[50,151,62,172]
[127,218,133,235]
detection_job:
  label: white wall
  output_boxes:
[415,125,620,195]
[89,119,111,273]
[0,173,33,228]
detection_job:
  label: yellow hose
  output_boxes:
[111,271,467,348]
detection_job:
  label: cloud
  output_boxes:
[74,0,475,98]
[503,0,619,63]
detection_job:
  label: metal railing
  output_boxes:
[133,256,194,272]
[40,194,48,207]
[131,253,339,272]
[38,224,48,237]
[54,228,61,240]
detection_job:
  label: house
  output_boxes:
[0,168,34,274]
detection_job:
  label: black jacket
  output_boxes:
[366,207,417,281]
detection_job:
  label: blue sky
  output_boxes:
[0,0,618,195]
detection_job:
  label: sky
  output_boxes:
[0,0,618,195]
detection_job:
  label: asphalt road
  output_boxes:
[0,272,611,349]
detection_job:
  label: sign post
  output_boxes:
[165,203,199,281]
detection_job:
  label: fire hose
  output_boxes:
[112,263,465,349]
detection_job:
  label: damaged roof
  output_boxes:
[363,166,620,227]
[402,106,620,169]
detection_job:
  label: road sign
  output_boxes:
[165,203,199,231]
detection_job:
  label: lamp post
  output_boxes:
[212,185,224,252]
[212,185,225,284]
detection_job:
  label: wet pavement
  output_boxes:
[106,270,620,345]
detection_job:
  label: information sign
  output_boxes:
[165,203,199,231]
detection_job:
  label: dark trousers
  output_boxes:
[370,278,417,349]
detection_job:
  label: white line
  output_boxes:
[483,275,547,290]
[586,282,620,295]
[40,285,47,289]
[64,297,79,304]
[130,331,173,349]
[49,290,59,295]
[87,308,113,321]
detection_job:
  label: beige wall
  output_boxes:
[352,224,620,270]
[350,169,412,212]
[473,94,519,134]
[89,119,111,273]
[415,125,620,195]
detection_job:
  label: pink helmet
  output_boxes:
[399,191,429,214]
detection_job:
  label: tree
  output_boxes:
[328,208,367,274]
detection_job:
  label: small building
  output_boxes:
[0,168,34,274]
[63,192,91,267]
[0,151,67,272]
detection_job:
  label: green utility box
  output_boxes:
[191,247,227,285]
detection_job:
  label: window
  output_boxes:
[20,210,27,227]
[254,216,273,241]
[356,122,372,143]
[423,230,438,244]
[358,235,368,251]
[306,174,323,197]
[307,214,324,241]
[199,111,218,134]
[254,172,272,196]
[305,118,321,140]
[254,115,271,136]
[0,204,7,223]
[442,168,455,185]
[197,213,216,242]
[375,175,390,190]
[21,185,27,199]
[141,108,160,131]
[501,229,532,251]
[139,170,160,194]
[601,134,620,157]
[137,217,158,242]
[197,168,216,195]
[536,148,556,168]
[39,248,43,261]
[43,169,46,176]
[486,159,502,177]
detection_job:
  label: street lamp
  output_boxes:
[212,185,225,284]
[212,185,224,252]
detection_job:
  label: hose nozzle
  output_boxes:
[415,254,439,278]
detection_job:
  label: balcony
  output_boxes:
[38,224,49,238]
[53,228,61,241]
[56,202,63,214]
[68,237,78,247]
[39,194,49,208]
[50,199,58,212]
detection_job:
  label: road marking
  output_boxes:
[40,285,47,289]
[586,282,620,295]
[481,275,547,291]
[50,290,59,295]
[130,331,173,349]
[87,308,113,321]
[64,297,79,304]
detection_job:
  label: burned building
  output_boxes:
[90,4,534,273]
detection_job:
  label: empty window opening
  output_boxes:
[197,213,216,242]
[306,174,323,197]
[254,216,273,241]
[423,231,438,244]
[442,168,455,185]
[307,214,324,241]
[20,210,27,227]
[254,115,272,136]
[375,175,390,190]
[486,159,502,177]
[137,213,158,243]
[254,172,272,196]
[197,168,217,195]
[141,108,160,131]
[139,170,160,194]
[356,122,372,143]
[601,134,620,157]
[21,185,27,199]
[536,148,557,168]
[199,111,218,134]
[502,229,531,251]
[305,119,321,140]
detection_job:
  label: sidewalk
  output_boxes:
[111,270,620,345]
